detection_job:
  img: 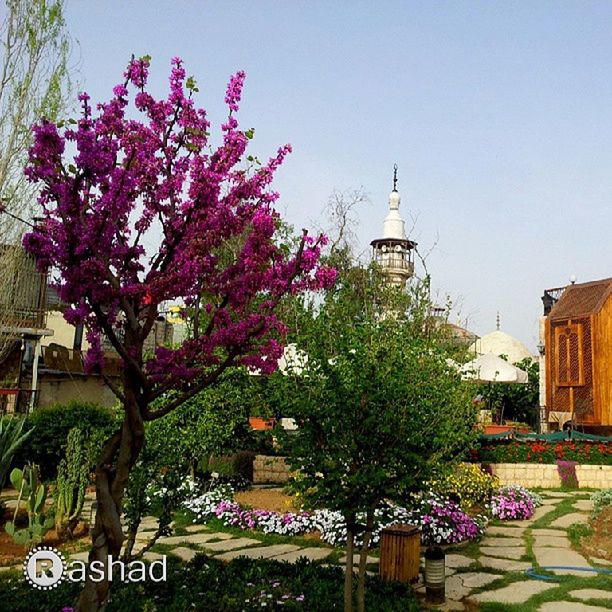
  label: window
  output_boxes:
[555,322,584,387]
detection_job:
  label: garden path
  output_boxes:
[434,490,611,611]
[3,489,611,610]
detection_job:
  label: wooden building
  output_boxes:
[543,277,612,433]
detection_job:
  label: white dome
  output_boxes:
[468,330,534,364]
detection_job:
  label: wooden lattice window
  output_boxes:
[555,322,584,387]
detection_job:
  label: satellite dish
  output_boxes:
[381,245,387,252]
[394,245,402,252]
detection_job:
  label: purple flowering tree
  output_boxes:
[23,56,335,611]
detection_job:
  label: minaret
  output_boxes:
[370,165,417,286]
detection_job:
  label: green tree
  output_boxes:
[121,376,255,560]
[477,357,539,426]
[0,0,74,364]
[0,0,73,232]
[277,262,476,612]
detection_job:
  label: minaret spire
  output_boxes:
[369,165,417,287]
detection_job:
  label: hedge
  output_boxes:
[13,401,119,480]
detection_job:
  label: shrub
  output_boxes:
[489,485,536,520]
[14,401,118,480]
[430,463,499,508]
[590,489,612,518]
[0,555,420,611]
[557,460,579,489]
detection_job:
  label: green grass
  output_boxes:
[445,538,482,560]
[530,498,577,529]
[522,531,536,565]
[566,522,593,550]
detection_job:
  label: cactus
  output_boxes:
[5,464,53,548]
[0,416,33,495]
[54,427,89,537]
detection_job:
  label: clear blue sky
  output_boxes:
[65,1,612,350]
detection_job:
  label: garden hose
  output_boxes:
[525,566,612,581]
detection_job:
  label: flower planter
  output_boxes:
[483,425,513,435]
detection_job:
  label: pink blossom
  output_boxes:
[22,56,336,406]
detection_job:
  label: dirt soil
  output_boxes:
[235,488,299,513]
[0,507,90,566]
[580,506,612,560]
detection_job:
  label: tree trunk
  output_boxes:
[344,513,356,612]
[75,390,145,612]
[121,525,138,563]
[357,509,374,612]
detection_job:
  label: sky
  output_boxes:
[64,1,612,350]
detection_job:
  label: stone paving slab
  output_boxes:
[480,537,523,547]
[68,551,90,562]
[539,603,610,612]
[469,580,553,604]
[138,517,159,531]
[444,574,470,600]
[445,554,474,569]
[533,535,571,548]
[486,525,526,537]
[184,524,210,533]
[138,523,158,532]
[203,537,261,552]
[590,557,612,566]
[478,556,532,572]
[457,571,501,589]
[272,548,333,562]
[532,505,558,521]
[339,555,379,565]
[142,552,165,562]
[569,589,612,602]
[169,547,198,562]
[135,532,155,542]
[573,500,594,512]
[533,546,590,576]
[541,492,576,498]
[158,532,233,546]
[215,544,301,562]
[531,528,569,536]
[550,512,589,528]
[479,546,525,560]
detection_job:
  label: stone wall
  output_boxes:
[252,456,612,488]
[490,462,612,489]
[253,455,292,484]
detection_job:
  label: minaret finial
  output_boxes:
[496,311,500,330]
[392,164,398,192]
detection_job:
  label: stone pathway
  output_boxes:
[448,492,611,610]
[62,517,339,566]
[55,492,611,611]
